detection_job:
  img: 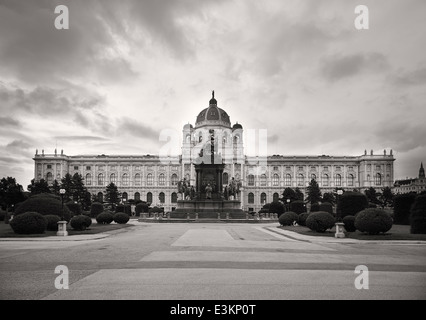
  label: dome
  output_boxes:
[195,91,231,128]
[232,122,243,130]
[183,123,193,130]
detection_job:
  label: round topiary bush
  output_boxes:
[113,212,130,224]
[354,208,393,235]
[410,194,426,234]
[90,202,104,218]
[342,215,356,232]
[297,212,310,226]
[310,203,320,212]
[319,202,333,215]
[290,200,306,214]
[14,194,72,221]
[10,212,47,234]
[70,215,91,231]
[306,211,336,233]
[44,214,60,231]
[279,211,299,226]
[96,211,114,224]
[337,192,368,218]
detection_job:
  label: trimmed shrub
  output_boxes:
[10,212,47,234]
[14,194,72,221]
[116,204,131,215]
[306,211,335,233]
[337,192,368,218]
[96,211,114,224]
[90,202,104,217]
[290,200,306,214]
[310,203,320,212]
[319,202,333,215]
[410,195,426,234]
[394,193,416,225]
[279,211,299,226]
[342,215,356,232]
[297,212,310,226]
[66,202,82,216]
[82,210,91,217]
[113,212,130,224]
[135,202,149,216]
[0,210,6,221]
[354,208,393,235]
[264,201,285,216]
[70,215,91,231]
[45,214,60,231]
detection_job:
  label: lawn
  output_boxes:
[278,224,426,241]
[0,219,131,238]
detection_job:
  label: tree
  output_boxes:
[104,183,121,210]
[280,188,296,202]
[50,179,61,195]
[364,187,380,205]
[322,192,336,205]
[295,187,304,201]
[379,187,394,208]
[28,179,51,195]
[306,179,322,205]
[60,173,88,206]
[0,177,26,211]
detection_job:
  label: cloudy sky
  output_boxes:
[1,0,425,189]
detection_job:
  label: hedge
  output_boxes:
[290,200,306,214]
[70,215,92,231]
[45,214,60,231]
[342,215,356,232]
[306,211,335,233]
[310,203,320,212]
[319,202,333,215]
[96,211,114,224]
[410,195,426,234]
[278,211,299,226]
[394,193,417,225]
[135,202,149,216]
[337,192,368,218]
[113,212,130,224]
[66,202,82,216]
[10,212,47,234]
[14,194,72,221]
[297,212,310,226]
[354,208,393,235]
[116,204,131,215]
[90,202,104,217]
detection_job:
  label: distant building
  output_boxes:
[33,92,395,212]
[394,163,426,194]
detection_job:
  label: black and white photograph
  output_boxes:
[0,0,425,307]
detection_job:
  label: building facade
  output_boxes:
[393,163,426,194]
[33,93,395,212]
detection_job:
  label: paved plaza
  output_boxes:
[1,221,425,300]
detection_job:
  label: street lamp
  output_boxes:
[335,189,345,238]
[286,198,290,212]
[57,188,68,236]
[59,188,66,220]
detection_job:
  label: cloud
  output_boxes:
[320,52,389,81]
[117,117,159,142]
[0,116,21,127]
[6,140,32,149]
[54,135,109,142]
[392,67,426,86]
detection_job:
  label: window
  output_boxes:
[323,166,328,171]
[260,174,267,186]
[223,172,229,185]
[171,174,178,186]
[273,174,279,186]
[97,192,103,203]
[74,166,79,170]
[147,192,153,204]
[375,173,381,186]
[310,166,316,171]
[286,166,291,171]
[110,165,116,171]
[297,174,304,186]
[122,192,128,201]
[98,173,104,186]
[110,173,116,184]
[147,173,153,186]
[273,192,279,202]
[322,174,329,186]
[335,174,342,187]
[86,166,91,170]
[159,192,165,203]
[135,173,141,186]
[123,165,129,171]
[135,166,141,171]
[376,165,381,171]
[348,166,353,171]
[47,164,52,169]
[122,173,129,186]
[159,173,165,186]
[285,174,291,186]
[86,173,92,186]
[171,192,178,203]
[135,192,141,201]
[367,164,371,172]
[298,166,304,171]
[46,172,53,185]
[248,193,254,204]
[367,174,370,181]
[260,192,267,204]
[348,174,354,187]
[248,174,255,186]
[336,166,341,171]
[273,166,279,171]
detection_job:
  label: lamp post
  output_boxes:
[335,189,344,238]
[286,199,290,212]
[57,188,68,236]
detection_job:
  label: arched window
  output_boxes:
[273,174,279,186]
[185,173,190,181]
[273,192,279,202]
[46,172,53,185]
[122,173,129,186]
[147,192,153,204]
[260,174,267,186]
[260,192,267,204]
[186,134,190,143]
[223,172,229,185]
[97,192,103,203]
[147,173,153,186]
[322,174,329,186]
[159,173,165,186]
[248,192,254,204]
[348,174,354,187]
[285,174,292,186]
[235,173,240,181]
[135,173,141,186]
[171,174,178,186]
[171,192,177,203]
[335,174,342,187]
[248,174,255,186]
[122,192,128,201]
[135,192,140,201]
[297,174,304,187]
[86,173,92,186]
[367,174,370,182]
[234,135,239,144]
[375,173,381,186]
[110,173,116,184]
[159,192,165,203]
[98,173,104,186]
